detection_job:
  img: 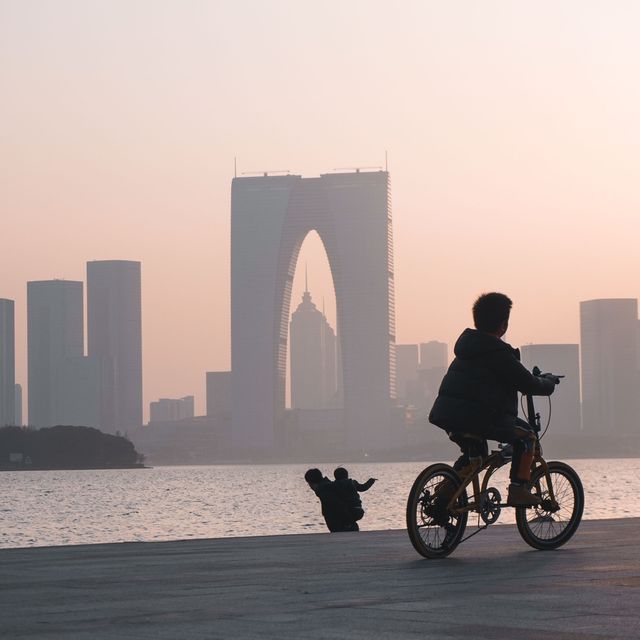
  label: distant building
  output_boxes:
[149,396,195,423]
[133,415,220,465]
[14,383,22,426]
[580,299,639,434]
[231,171,395,453]
[414,341,448,409]
[520,344,581,434]
[206,371,231,418]
[395,344,419,403]
[27,280,99,428]
[290,288,337,410]
[87,260,142,433]
[0,299,15,426]
[420,341,448,371]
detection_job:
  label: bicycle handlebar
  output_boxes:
[532,365,564,381]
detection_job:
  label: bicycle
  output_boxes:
[406,367,584,558]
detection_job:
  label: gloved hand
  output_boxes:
[542,373,561,385]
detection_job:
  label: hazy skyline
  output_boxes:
[3,1,640,418]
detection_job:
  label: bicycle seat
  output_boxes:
[448,432,485,443]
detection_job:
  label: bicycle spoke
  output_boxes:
[524,469,577,541]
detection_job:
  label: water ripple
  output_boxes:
[0,459,638,548]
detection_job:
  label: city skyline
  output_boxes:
[3,2,640,418]
[5,253,640,433]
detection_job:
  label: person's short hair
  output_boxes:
[472,292,512,333]
[334,467,348,480]
[304,468,323,484]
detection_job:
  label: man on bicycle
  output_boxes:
[429,292,558,506]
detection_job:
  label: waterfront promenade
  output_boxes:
[2,518,639,639]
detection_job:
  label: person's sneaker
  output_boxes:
[507,483,541,507]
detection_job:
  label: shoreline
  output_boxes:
[1,513,636,552]
[0,464,149,472]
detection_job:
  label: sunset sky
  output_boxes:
[2,1,640,418]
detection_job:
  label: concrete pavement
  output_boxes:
[2,518,639,639]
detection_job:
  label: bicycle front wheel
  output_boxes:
[516,461,584,550]
[406,463,468,559]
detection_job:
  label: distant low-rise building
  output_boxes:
[149,396,195,423]
[395,344,419,404]
[420,341,448,371]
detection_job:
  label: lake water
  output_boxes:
[2,458,639,548]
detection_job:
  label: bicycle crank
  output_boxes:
[479,488,502,524]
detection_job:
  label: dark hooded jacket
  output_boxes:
[312,477,357,532]
[429,328,555,436]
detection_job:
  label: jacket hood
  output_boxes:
[454,328,513,360]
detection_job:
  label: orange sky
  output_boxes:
[2,1,640,418]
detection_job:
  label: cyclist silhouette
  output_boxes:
[429,292,559,506]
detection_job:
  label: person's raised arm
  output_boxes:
[355,478,377,492]
[492,351,557,396]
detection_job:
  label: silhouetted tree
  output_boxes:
[0,425,143,469]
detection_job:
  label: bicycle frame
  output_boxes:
[443,390,558,515]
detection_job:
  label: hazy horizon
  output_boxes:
[3,1,640,419]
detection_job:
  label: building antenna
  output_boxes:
[234,157,237,178]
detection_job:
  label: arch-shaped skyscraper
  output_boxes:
[231,171,396,454]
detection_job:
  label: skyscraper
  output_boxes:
[14,384,22,426]
[27,280,99,428]
[87,260,142,433]
[231,171,395,452]
[206,371,231,419]
[520,344,581,434]
[580,299,639,434]
[0,299,15,426]
[290,287,337,409]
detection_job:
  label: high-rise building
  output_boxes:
[520,344,581,434]
[206,371,231,419]
[420,341,448,371]
[14,383,22,426]
[149,396,194,423]
[395,344,419,403]
[580,299,639,434]
[290,287,337,410]
[27,280,99,428]
[0,299,15,426]
[87,260,142,433]
[231,171,395,452]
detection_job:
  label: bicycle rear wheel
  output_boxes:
[406,463,468,559]
[516,461,584,550]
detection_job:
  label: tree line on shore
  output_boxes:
[0,425,144,470]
